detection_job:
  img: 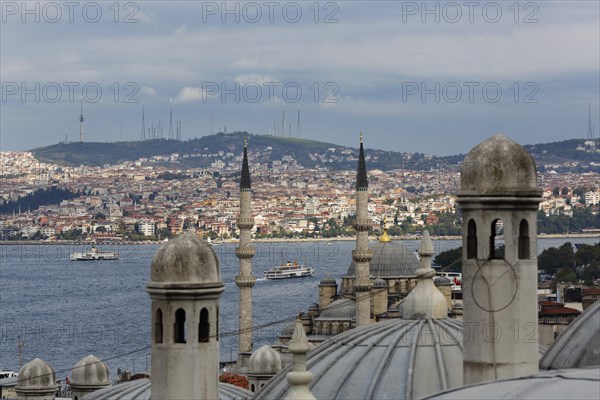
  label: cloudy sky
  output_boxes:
[1,1,599,154]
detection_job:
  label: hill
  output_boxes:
[30,133,598,172]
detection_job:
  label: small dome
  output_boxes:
[255,319,464,400]
[424,367,600,400]
[16,358,57,389]
[308,303,320,311]
[319,274,337,286]
[347,241,418,279]
[459,134,539,196]
[72,355,110,386]
[150,233,220,284]
[318,298,356,320]
[300,313,311,321]
[279,323,296,338]
[540,300,600,370]
[373,277,387,288]
[249,345,283,374]
[434,276,452,286]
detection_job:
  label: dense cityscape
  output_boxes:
[0,135,598,242]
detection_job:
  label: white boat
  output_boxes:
[264,261,314,280]
[0,369,18,379]
[70,245,119,261]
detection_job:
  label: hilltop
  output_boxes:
[30,133,599,172]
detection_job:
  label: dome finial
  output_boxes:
[285,319,315,400]
[380,216,391,242]
[402,230,447,319]
[360,130,363,143]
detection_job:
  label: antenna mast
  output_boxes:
[79,96,84,142]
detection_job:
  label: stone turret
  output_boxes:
[15,358,58,400]
[147,233,224,400]
[235,139,257,367]
[352,131,372,326]
[457,134,542,384]
[318,274,337,310]
[248,345,283,393]
[70,355,110,400]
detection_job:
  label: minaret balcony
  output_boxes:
[352,249,373,262]
[237,217,255,229]
[235,246,256,259]
[235,274,257,287]
[353,218,372,231]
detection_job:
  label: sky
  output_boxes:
[1,0,599,155]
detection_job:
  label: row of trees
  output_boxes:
[0,187,79,214]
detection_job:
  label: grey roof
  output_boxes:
[83,379,251,400]
[540,300,600,370]
[255,318,464,400]
[347,241,419,279]
[434,276,452,285]
[315,298,356,321]
[356,141,368,189]
[422,367,600,400]
[240,145,251,189]
[319,275,337,286]
[373,276,387,288]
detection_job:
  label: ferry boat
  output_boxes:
[263,261,314,280]
[70,245,119,261]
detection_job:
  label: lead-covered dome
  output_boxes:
[16,358,57,390]
[540,300,600,370]
[150,232,220,284]
[255,318,464,400]
[459,134,539,196]
[347,241,418,279]
[317,298,356,320]
[71,355,110,387]
[249,345,283,374]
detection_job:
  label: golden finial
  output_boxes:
[244,137,248,148]
[380,216,391,242]
[359,130,363,143]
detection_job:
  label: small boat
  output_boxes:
[70,245,119,261]
[263,261,314,280]
[0,369,18,379]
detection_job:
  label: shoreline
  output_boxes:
[1,233,598,245]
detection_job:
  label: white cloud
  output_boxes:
[141,86,157,96]
[174,25,189,35]
[235,74,278,85]
[174,86,207,103]
[233,58,258,68]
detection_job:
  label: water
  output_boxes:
[0,237,596,379]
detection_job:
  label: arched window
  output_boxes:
[489,219,504,260]
[518,219,530,259]
[339,323,344,334]
[467,219,477,259]
[174,308,186,343]
[154,308,163,344]
[251,384,255,392]
[199,308,209,343]
[327,324,333,335]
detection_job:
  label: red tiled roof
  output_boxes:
[539,306,581,315]
[583,288,600,295]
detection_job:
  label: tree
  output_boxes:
[561,186,569,196]
[95,226,107,232]
[553,187,560,196]
[538,242,574,274]
[433,247,463,271]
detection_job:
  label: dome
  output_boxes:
[150,232,220,284]
[16,358,57,389]
[459,134,539,196]
[249,345,283,374]
[255,318,464,400]
[423,367,600,400]
[346,241,418,279]
[317,298,356,320]
[540,300,600,370]
[319,274,337,286]
[71,354,110,386]
[434,276,452,286]
[83,378,252,400]
[373,276,387,288]
[279,323,296,338]
[308,303,319,311]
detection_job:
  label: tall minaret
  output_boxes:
[235,138,257,366]
[352,131,372,326]
[79,96,84,142]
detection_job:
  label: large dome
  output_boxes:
[255,318,464,400]
[540,300,600,370]
[423,367,600,400]
[150,232,220,284]
[459,134,539,196]
[346,240,418,279]
[317,298,356,320]
[83,378,251,400]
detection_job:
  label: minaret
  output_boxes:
[296,106,301,138]
[457,134,542,384]
[79,96,84,142]
[588,104,593,139]
[147,233,224,399]
[352,131,372,326]
[235,138,257,366]
[141,104,146,140]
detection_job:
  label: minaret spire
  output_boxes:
[352,131,372,326]
[235,137,257,366]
